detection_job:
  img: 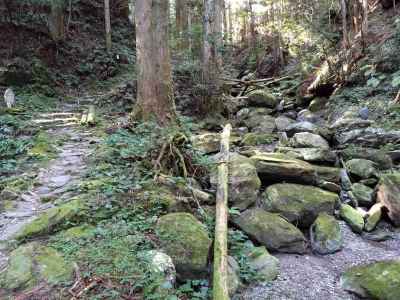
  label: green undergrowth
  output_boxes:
[41,119,217,298]
[0,92,60,179]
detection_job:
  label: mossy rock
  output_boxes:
[251,152,318,185]
[14,199,86,240]
[241,133,277,146]
[351,183,374,207]
[310,213,343,254]
[346,159,377,179]
[191,132,241,154]
[233,208,306,254]
[245,246,280,282]
[156,213,211,279]
[28,132,57,159]
[60,224,95,239]
[139,250,176,298]
[339,204,364,233]
[0,242,73,292]
[342,146,392,170]
[263,183,339,228]
[377,173,400,227]
[276,147,337,164]
[247,89,278,108]
[341,260,400,300]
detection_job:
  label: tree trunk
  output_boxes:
[202,0,223,115]
[135,0,176,125]
[222,0,228,43]
[361,0,368,49]
[340,0,349,49]
[212,124,231,300]
[176,0,189,50]
[228,3,233,43]
[104,0,112,52]
[49,1,65,42]
[249,0,256,51]
[128,0,135,25]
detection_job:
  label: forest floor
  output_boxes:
[0,97,97,274]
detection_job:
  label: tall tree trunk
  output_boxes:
[104,0,112,52]
[176,0,189,50]
[228,3,233,43]
[249,0,256,51]
[340,0,349,49]
[202,0,223,115]
[128,0,135,25]
[222,0,228,43]
[135,0,176,125]
[361,0,368,49]
[49,1,65,42]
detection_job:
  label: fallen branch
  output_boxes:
[220,77,274,84]
[155,173,214,204]
[394,89,400,103]
[213,124,231,300]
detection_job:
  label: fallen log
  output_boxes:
[213,124,231,300]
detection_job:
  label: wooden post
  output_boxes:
[213,124,231,300]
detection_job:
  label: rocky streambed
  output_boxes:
[192,88,400,299]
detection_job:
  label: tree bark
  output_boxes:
[202,0,223,114]
[213,123,231,300]
[176,0,189,50]
[104,0,112,52]
[340,0,349,49]
[361,0,368,49]
[135,0,176,125]
[49,0,65,42]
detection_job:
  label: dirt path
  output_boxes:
[240,221,400,300]
[0,100,95,269]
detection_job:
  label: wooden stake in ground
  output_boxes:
[213,123,232,300]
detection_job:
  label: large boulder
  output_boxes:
[244,246,280,282]
[376,173,400,226]
[242,108,275,132]
[247,89,278,108]
[191,132,240,154]
[276,147,337,163]
[341,146,392,170]
[339,204,364,233]
[233,209,307,254]
[227,154,261,210]
[275,116,295,132]
[251,153,317,185]
[341,260,400,300]
[227,256,241,296]
[0,242,73,292]
[334,127,400,148]
[211,154,261,210]
[346,159,377,179]
[156,213,212,279]
[284,121,319,137]
[14,199,86,240]
[291,132,330,149]
[251,152,341,185]
[139,250,176,297]
[310,213,343,254]
[262,183,338,228]
[351,183,374,207]
[241,133,277,146]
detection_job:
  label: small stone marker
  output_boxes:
[4,88,15,108]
